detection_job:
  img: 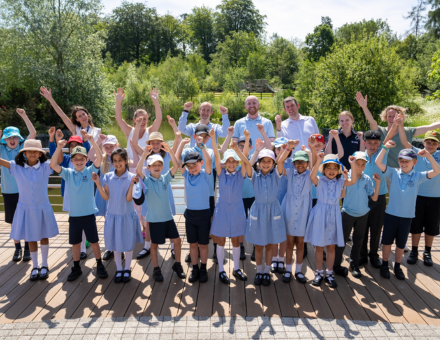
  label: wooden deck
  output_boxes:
[1,213,440,325]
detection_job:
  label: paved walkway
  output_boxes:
[1,316,439,340]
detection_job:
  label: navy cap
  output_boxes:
[238,136,252,146]
[398,149,417,160]
[183,151,202,165]
[195,124,209,135]
[363,130,381,141]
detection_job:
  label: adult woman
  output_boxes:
[40,87,101,141]
[325,111,364,171]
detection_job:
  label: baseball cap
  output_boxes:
[183,151,202,165]
[67,136,83,145]
[398,149,417,160]
[132,181,142,199]
[363,130,381,141]
[147,154,164,166]
[312,134,325,144]
[195,124,209,136]
[257,149,276,161]
[292,150,309,162]
[102,135,118,146]
[424,130,440,143]
[353,151,367,162]
[274,137,288,148]
[238,136,252,146]
[221,149,240,164]
[71,146,88,158]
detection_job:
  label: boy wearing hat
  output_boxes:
[375,140,440,280]
[334,151,381,278]
[50,135,109,282]
[178,135,212,283]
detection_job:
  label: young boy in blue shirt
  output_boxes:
[334,151,381,278]
[375,139,440,280]
[178,133,212,283]
[50,136,108,282]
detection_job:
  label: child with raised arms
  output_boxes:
[0,139,58,281]
[51,135,108,282]
[1,109,36,263]
[210,129,252,284]
[92,148,144,283]
[305,152,357,288]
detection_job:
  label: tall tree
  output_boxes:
[404,0,427,37]
[335,19,394,44]
[321,16,333,29]
[426,0,440,37]
[304,23,335,61]
[265,34,299,86]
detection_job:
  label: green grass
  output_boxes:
[406,97,440,137]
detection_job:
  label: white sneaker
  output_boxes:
[404,245,410,252]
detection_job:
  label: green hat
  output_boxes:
[424,130,440,143]
[71,146,88,158]
[292,150,309,162]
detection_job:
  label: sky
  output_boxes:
[100,0,426,41]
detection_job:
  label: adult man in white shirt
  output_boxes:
[275,97,319,153]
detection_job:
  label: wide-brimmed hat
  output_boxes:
[19,139,44,153]
[221,149,240,164]
[318,154,344,174]
[147,132,164,144]
[1,127,24,145]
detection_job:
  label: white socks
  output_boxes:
[257,264,264,274]
[81,231,86,253]
[31,251,38,275]
[286,264,292,273]
[171,242,174,250]
[296,263,302,274]
[114,251,123,271]
[217,245,225,272]
[125,251,133,272]
[41,244,49,268]
[263,265,270,274]
[144,241,151,250]
[232,247,240,271]
[272,256,278,263]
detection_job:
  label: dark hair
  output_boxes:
[70,106,95,128]
[15,151,48,167]
[323,163,342,179]
[252,158,275,173]
[111,147,129,171]
[145,149,166,162]
[283,96,298,108]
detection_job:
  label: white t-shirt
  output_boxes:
[126,127,150,161]
[75,125,101,142]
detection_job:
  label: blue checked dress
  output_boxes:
[245,168,286,246]
[276,158,294,204]
[211,169,246,238]
[304,176,345,247]
[95,156,114,217]
[281,169,313,237]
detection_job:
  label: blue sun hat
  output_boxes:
[274,137,288,148]
[1,127,24,145]
[221,149,240,164]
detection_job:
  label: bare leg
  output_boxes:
[255,245,264,266]
[199,244,209,264]
[315,246,324,271]
[394,247,404,264]
[286,236,295,265]
[411,233,421,247]
[150,243,159,267]
[382,244,392,262]
[171,238,182,262]
[325,245,335,271]
[265,244,273,266]
[217,237,226,247]
[425,234,434,248]
[278,240,287,260]
[190,243,199,266]
[91,242,101,260]
[295,237,305,265]
[72,243,81,261]
[28,241,38,252]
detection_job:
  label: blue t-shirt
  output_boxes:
[364,149,388,196]
[384,166,429,218]
[232,115,275,155]
[59,164,100,217]
[143,171,174,223]
[183,169,211,210]
[342,172,374,217]
[413,147,440,198]
[0,143,23,193]
[181,146,215,196]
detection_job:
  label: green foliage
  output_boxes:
[335,19,395,44]
[265,35,299,87]
[427,49,440,99]
[304,24,335,61]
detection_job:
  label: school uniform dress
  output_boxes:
[9,161,58,241]
[276,159,294,204]
[335,172,374,267]
[304,176,345,247]
[1,143,23,223]
[281,169,313,237]
[245,168,286,246]
[211,169,247,238]
[95,158,114,217]
[103,171,143,252]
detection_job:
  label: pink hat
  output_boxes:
[257,149,276,161]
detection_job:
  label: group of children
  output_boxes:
[3,99,440,291]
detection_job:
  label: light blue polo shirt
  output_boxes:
[364,149,388,196]
[181,146,215,196]
[384,166,429,218]
[143,171,174,223]
[413,147,440,198]
[232,115,275,155]
[60,164,99,217]
[0,143,23,193]
[241,158,255,199]
[342,171,374,217]
[183,169,211,210]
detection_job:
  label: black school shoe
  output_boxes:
[262,273,271,286]
[325,273,338,288]
[103,250,114,261]
[67,267,82,281]
[233,269,247,281]
[407,250,418,264]
[270,261,278,273]
[295,272,307,284]
[153,267,164,282]
[334,265,348,277]
[114,271,123,283]
[97,263,108,279]
[123,270,131,283]
[254,273,263,285]
[199,269,208,283]
[358,257,368,267]
[172,262,186,279]
[13,249,22,262]
[277,262,285,274]
[80,252,87,260]
[251,246,255,261]
[23,249,31,262]
[380,265,390,279]
[240,245,246,260]
[137,248,150,260]
[423,252,433,266]
[282,271,292,283]
[312,271,324,286]
[39,267,49,280]
[394,266,405,280]
[188,268,199,283]
[349,264,362,278]
[219,271,230,285]
[370,258,382,269]
[30,268,40,281]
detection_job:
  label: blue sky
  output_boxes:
[100,0,425,41]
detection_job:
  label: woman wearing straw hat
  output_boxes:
[0,139,58,281]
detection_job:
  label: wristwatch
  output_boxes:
[199,143,206,149]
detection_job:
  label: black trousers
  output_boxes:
[335,212,369,268]
[360,194,386,261]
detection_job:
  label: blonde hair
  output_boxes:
[100,143,119,174]
[379,105,408,122]
[339,111,354,122]
[133,109,151,119]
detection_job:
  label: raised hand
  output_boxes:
[131,175,139,185]
[166,115,175,125]
[244,129,250,139]
[385,140,396,149]
[135,116,143,127]
[342,169,349,180]
[91,172,100,184]
[16,108,26,117]
[98,134,107,142]
[161,142,171,153]
[356,131,363,140]
[256,124,264,132]
[275,115,282,125]
[184,102,193,111]
[57,140,67,148]
[329,130,339,138]
[83,133,93,141]
[255,138,264,152]
[308,135,316,147]
[317,152,325,160]
[287,140,298,150]
[348,156,356,164]
[208,127,216,139]
[227,126,234,135]
[48,127,55,139]
[219,106,228,115]
[394,114,404,126]
[230,141,238,151]
[181,138,191,145]
[55,129,64,142]
[301,145,307,152]
[40,87,53,100]
[372,173,381,182]
[418,149,430,157]
[143,145,153,156]
[355,92,368,109]
[114,88,125,102]
[150,88,160,101]
[196,135,204,146]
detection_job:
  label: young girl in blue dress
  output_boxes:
[246,139,291,286]
[92,148,144,283]
[0,109,36,263]
[0,139,58,281]
[305,152,357,288]
[210,129,252,284]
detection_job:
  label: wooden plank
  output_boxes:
[194,240,215,317]
[230,241,247,317]
[242,239,263,317]
[272,263,298,317]
[212,238,230,316]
